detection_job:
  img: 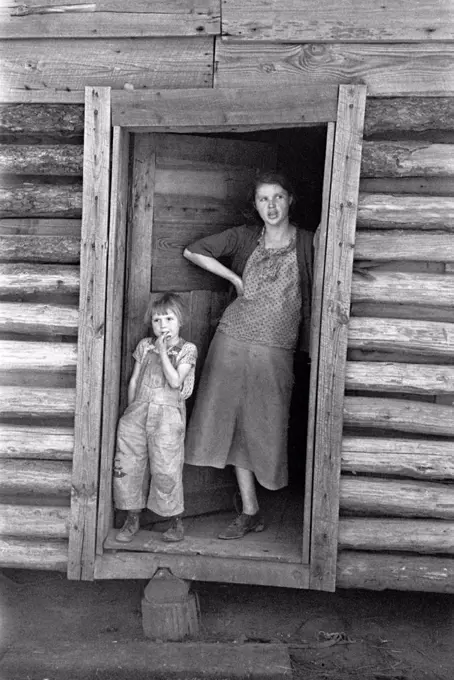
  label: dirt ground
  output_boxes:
[1,568,453,680]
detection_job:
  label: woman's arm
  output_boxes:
[183,249,244,296]
[127,360,141,404]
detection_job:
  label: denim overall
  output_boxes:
[113,344,186,517]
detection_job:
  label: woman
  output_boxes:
[183,171,313,540]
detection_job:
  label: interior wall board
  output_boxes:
[215,42,454,96]
[1,37,214,96]
[0,1,221,39]
[221,0,454,42]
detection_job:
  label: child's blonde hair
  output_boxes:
[143,292,187,328]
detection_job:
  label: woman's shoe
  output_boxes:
[162,517,184,543]
[116,512,140,543]
[218,512,265,540]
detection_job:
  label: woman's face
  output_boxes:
[254,182,292,228]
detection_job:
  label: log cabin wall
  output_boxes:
[1,0,454,590]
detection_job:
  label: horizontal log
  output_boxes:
[0,537,67,571]
[0,504,69,538]
[0,235,80,263]
[340,476,454,519]
[1,340,77,373]
[348,317,454,358]
[215,42,454,97]
[0,104,84,136]
[354,231,454,262]
[365,97,454,135]
[0,302,78,335]
[0,387,75,417]
[342,436,454,480]
[221,1,454,42]
[361,141,454,178]
[339,518,454,554]
[351,302,454,324]
[1,1,220,38]
[0,218,81,236]
[345,361,454,395]
[0,144,83,176]
[0,424,74,460]
[360,177,454,196]
[357,194,454,230]
[343,396,454,437]
[0,264,79,296]
[351,271,454,307]
[0,460,71,495]
[336,551,454,592]
[0,181,82,218]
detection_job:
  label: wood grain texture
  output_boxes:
[0,182,82,218]
[354,231,454,262]
[0,1,220,38]
[341,436,454,480]
[343,396,454,437]
[348,317,454,358]
[0,424,74,460]
[1,340,77,373]
[221,0,454,42]
[364,97,454,135]
[0,302,78,335]
[0,264,79,296]
[361,141,454,177]
[351,271,454,307]
[359,177,454,196]
[0,505,69,538]
[339,518,454,554]
[215,42,454,96]
[345,361,454,395]
[68,87,111,581]
[0,235,80,263]
[0,460,72,495]
[0,144,83,176]
[0,537,67,571]
[1,38,213,95]
[310,85,366,592]
[0,386,75,417]
[0,104,84,135]
[357,194,454,230]
[336,552,454,592]
[0,218,81,236]
[112,85,338,130]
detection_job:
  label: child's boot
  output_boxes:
[116,511,140,543]
[162,516,184,543]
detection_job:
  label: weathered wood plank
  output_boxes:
[336,552,454,592]
[112,86,338,130]
[1,38,213,96]
[96,126,129,554]
[351,302,454,324]
[341,436,454,480]
[0,182,82,218]
[357,194,454,230]
[348,317,454,358]
[215,42,454,96]
[0,387,75,417]
[0,104,84,136]
[351,271,454,307]
[310,85,366,592]
[0,460,72,495]
[361,141,454,177]
[343,396,454,437]
[0,424,74,460]
[0,505,69,538]
[365,97,454,135]
[0,264,79,296]
[354,231,454,262]
[0,235,80,263]
[0,1,220,38]
[221,0,454,42]
[360,177,454,196]
[0,537,67,571]
[345,361,454,395]
[0,218,81,236]
[68,87,111,582]
[0,302,78,335]
[339,518,454,554]
[1,340,77,373]
[0,144,83,175]
[340,476,454,519]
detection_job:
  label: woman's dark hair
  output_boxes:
[245,170,297,223]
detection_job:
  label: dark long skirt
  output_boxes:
[185,331,294,490]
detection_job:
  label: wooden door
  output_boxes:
[122,132,277,516]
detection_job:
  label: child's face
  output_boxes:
[152,309,180,344]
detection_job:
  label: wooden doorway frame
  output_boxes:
[68,84,366,591]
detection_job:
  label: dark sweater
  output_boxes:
[186,224,313,355]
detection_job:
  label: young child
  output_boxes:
[113,292,197,543]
